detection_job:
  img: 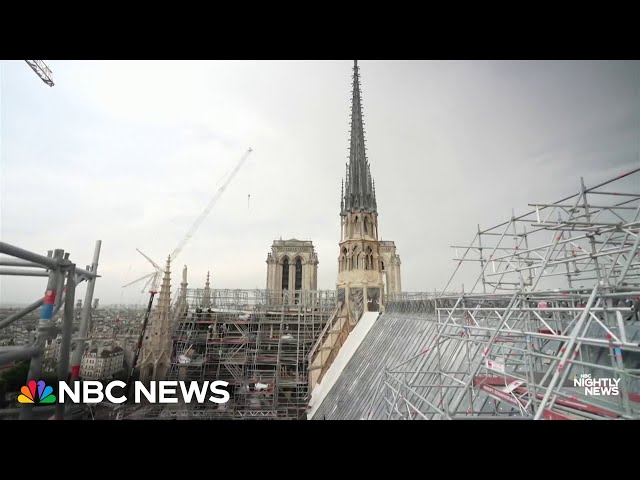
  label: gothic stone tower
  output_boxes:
[337,60,401,311]
[266,239,318,293]
[379,240,401,297]
[139,255,173,383]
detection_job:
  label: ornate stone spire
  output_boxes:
[180,264,188,304]
[158,255,172,313]
[341,60,377,215]
[139,255,173,382]
[202,271,211,308]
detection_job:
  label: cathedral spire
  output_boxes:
[202,270,211,308]
[341,60,377,215]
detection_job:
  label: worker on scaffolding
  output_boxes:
[217,322,227,337]
[624,297,639,323]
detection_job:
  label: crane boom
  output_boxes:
[121,149,253,294]
[170,148,253,260]
[122,271,155,289]
[136,248,162,272]
[25,60,54,87]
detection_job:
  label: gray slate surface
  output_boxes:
[312,313,440,420]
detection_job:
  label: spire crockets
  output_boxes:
[158,255,172,309]
[341,60,377,216]
[202,271,211,308]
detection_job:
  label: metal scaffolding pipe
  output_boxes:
[0,241,60,269]
[0,269,50,277]
[533,285,599,420]
[70,240,101,381]
[0,242,99,279]
[55,257,67,311]
[0,298,45,329]
[0,345,40,364]
[20,249,64,420]
[56,264,75,420]
[617,233,640,287]
[0,258,47,268]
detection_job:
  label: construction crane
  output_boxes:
[170,147,253,260]
[122,249,163,295]
[123,147,253,388]
[123,250,163,391]
[25,60,54,87]
[122,148,253,295]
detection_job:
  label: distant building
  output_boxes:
[44,334,64,371]
[266,239,319,292]
[379,241,402,297]
[81,344,124,380]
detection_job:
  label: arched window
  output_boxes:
[295,258,303,291]
[281,257,289,290]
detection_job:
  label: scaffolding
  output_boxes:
[379,168,640,419]
[148,289,337,419]
[0,240,101,420]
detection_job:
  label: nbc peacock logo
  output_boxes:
[18,380,57,404]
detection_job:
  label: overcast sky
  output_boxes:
[1,60,639,305]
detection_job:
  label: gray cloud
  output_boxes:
[1,60,638,305]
